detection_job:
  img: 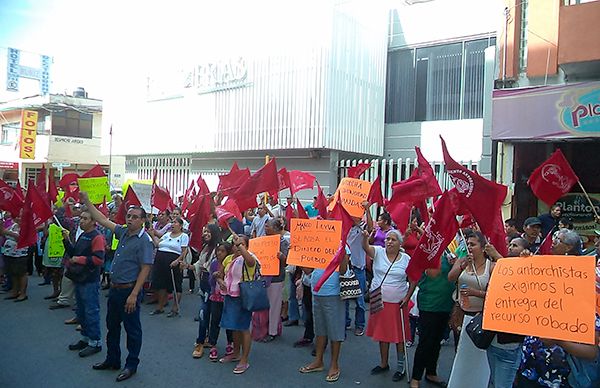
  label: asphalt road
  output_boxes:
[0,275,456,388]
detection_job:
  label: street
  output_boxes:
[0,276,456,388]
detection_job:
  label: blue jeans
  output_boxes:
[288,273,301,322]
[487,343,521,387]
[75,280,101,347]
[345,267,366,329]
[196,288,211,344]
[105,287,143,370]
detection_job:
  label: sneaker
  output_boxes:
[69,340,88,351]
[192,343,203,359]
[392,371,406,382]
[209,347,218,362]
[354,327,365,336]
[406,341,413,347]
[225,343,234,356]
[79,346,102,358]
[49,302,70,310]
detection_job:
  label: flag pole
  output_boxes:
[108,125,113,188]
[576,181,600,220]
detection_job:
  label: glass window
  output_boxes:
[385,37,496,123]
[51,110,93,138]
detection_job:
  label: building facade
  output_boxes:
[108,0,389,199]
[493,0,600,236]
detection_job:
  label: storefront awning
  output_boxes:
[492,81,600,141]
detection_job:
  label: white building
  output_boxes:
[106,0,389,198]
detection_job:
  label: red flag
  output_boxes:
[367,176,384,206]
[277,168,291,191]
[527,149,578,207]
[218,165,251,195]
[181,181,196,215]
[36,164,47,194]
[82,164,106,178]
[415,146,441,196]
[296,199,309,219]
[288,170,315,196]
[151,170,173,212]
[197,175,211,196]
[441,136,507,248]
[348,163,371,179]
[47,170,59,204]
[0,179,24,217]
[188,195,212,251]
[97,196,109,217]
[314,199,354,291]
[17,180,53,249]
[114,187,142,225]
[233,159,279,210]
[406,191,459,281]
[315,183,329,218]
[414,199,430,226]
[15,180,24,201]
[384,198,412,233]
[215,198,242,228]
[537,231,553,255]
[285,203,296,223]
[489,209,508,257]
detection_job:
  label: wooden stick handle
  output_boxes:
[577,181,600,219]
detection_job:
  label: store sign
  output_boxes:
[19,110,38,159]
[147,57,249,100]
[492,81,600,140]
[538,193,600,236]
[0,161,18,169]
[5,47,51,94]
[561,87,600,133]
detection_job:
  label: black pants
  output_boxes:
[411,310,450,381]
[208,300,233,346]
[302,285,314,341]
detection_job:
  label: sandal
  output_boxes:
[219,354,241,363]
[260,335,276,343]
[209,347,218,361]
[233,363,250,374]
[166,311,179,318]
[225,343,234,355]
[299,365,324,373]
[325,371,340,382]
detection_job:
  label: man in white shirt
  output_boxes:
[251,204,271,238]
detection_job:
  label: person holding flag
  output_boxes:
[80,191,154,382]
[0,215,31,302]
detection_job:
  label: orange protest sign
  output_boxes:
[249,235,281,276]
[327,178,371,218]
[287,218,342,270]
[483,255,596,345]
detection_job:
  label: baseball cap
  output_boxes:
[523,217,542,227]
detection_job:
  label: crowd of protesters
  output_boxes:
[1,182,599,387]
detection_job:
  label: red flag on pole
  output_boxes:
[36,164,47,195]
[0,179,24,217]
[537,231,553,255]
[215,198,242,229]
[441,136,508,254]
[348,163,371,179]
[296,198,309,219]
[406,191,459,281]
[151,170,173,212]
[47,170,59,205]
[288,170,316,196]
[367,176,384,206]
[315,183,329,218]
[314,199,354,291]
[285,203,296,224]
[114,187,142,225]
[197,175,211,196]
[82,164,106,178]
[233,159,279,211]
[384,198,412,233]
[17,180,53,248]
[527,149,578,207]
[218,165,251,196]
[277,168,291,192]
[188,195,212,251]
[97,196,109,217]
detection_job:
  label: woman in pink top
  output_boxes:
[217,234,258,374]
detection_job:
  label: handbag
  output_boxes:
[449,302,465,332]
[465,312,495,349]
[339,269,361,300]
[65,262,96,283]
[369,252,399,315]
[239,261,270,312]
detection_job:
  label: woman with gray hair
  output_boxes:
[552,228,582,256]
[362,228,417,382]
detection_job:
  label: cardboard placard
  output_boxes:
[249,235,281,276]
[111,234,119,251]
[47,224,65,258]
[77,177,110,205]
[287,219,342,270]
[327,178,371,218]
[483,255,596,345]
